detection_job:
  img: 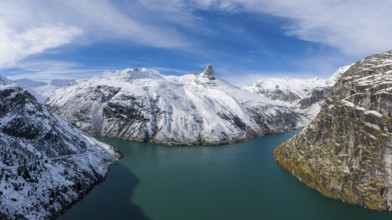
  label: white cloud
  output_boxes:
[142,0,392,56]
[3,0,392,80]
[0,24,81,67]
[139,0,240,12]
[242,0,392,56]
[0,0,193,68]
[5,60,106,82]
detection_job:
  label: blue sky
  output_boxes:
[1,0,392,86]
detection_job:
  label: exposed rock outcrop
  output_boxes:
[274,50,392,211]
[202,64,215,80]
[46,66,308,145]
[297,87,333,109]
[0,79,119,219]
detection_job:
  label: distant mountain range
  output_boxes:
[244,65,352,119]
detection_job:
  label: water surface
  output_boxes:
[60,131,392,220]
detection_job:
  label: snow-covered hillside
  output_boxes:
[47,65,308,145]
[245,65,352,119]
[0,77,119,219]
[245,77,327,103]
[14,78,74,102]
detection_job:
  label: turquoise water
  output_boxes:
[60,131,392,220]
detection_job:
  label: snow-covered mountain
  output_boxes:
[14,78,74,102]
[0,76,12,85]
[14,78,47,88]
[245,65,352,119]
[0,77,119,219]
[47,65,308,145]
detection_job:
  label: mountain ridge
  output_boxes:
[46,65,308,145]
[244,65,352,119]
[0,80,119,219]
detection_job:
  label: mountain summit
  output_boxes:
[47,67,307,145]
[202,64,215,79]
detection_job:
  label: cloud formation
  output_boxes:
[0,24,81,67]
[3,0,392,81]
[0,0,192,67]
[5,60,107,82]
[245,0,392,56]
[140,0,392,56]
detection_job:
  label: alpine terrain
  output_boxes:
[274,50,392,211]
[245,65,351,120]
[47,65,308,145]
[0,77,119,219]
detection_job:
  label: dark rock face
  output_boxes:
[0,85,118,219]
[202,64,215,80]
[269,89,301,103]
[2,117,41,139]
[274,50,392,211]
[298,87,333,109]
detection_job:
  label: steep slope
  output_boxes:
[47,65,308,145]
[245,65,351,119]
[274,50,392,211]
[0,78,119,219]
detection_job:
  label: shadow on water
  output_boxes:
[59,163,151,220]
[59,131,392,220]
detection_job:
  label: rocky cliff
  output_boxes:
[274,50,392,211]
[0,79,119,219]
[46,66,308,145]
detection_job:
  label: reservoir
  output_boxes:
[60,131,392,220]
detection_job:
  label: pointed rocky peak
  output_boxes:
[202,64,215,80]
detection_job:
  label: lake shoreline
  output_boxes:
[60,131,392,220]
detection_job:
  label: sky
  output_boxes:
[1,0,392,86]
